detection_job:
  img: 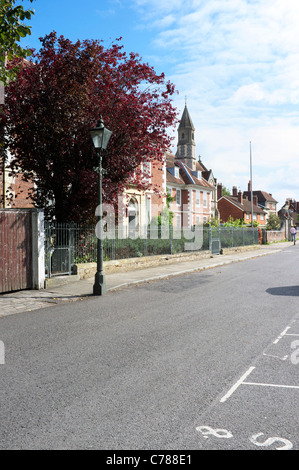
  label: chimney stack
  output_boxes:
[248,180,251,192]
[232,186,237,197]
[217,183,223,200]
[238,190,243,204]
[253,195,258,206]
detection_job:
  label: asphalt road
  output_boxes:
[0,244,299,450]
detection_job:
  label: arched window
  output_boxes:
[128,197,138,235]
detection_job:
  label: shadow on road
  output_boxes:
[266,286,299,297]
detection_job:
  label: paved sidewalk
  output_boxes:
[0,242,292,317]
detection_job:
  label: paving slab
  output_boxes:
[0,242,292,317]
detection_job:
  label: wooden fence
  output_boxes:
[0,209,45,293]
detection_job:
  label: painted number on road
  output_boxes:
[195,426,233,439]
[196,426,293,450]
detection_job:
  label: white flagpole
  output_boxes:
[250,141,253,228]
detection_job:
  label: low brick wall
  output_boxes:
[73,244,262,279]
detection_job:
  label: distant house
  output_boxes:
[278,198,299,228]
[217,184,266,225]
[243,181,278,221]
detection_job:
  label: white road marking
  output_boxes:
[243,381,299,390]
[220,321,299,403]
[263,352,289,361]
[273,323,299,345]
[220,366,255,403]
[273,326,290,344]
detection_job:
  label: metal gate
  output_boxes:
[209,226,221,255]
[0,209,33,293]
[45,222,75,278]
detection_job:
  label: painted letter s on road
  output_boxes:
[290,340,299,365]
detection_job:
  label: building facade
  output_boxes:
[120,104,217,233]
[243,181,278,221]
[217,184,266,225]
[167,104,216,227]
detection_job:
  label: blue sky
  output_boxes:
[21,0,299,208]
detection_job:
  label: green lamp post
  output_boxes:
[89,116,112,295]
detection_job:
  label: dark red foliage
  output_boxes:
[2,32,178,222]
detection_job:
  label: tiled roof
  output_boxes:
[166,170,183,185]
[165,153,214,190]
[222,196,266,213]
[243,190,278,203]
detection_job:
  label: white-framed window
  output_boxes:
[174,167,180,179]
[253,213,257,220]
[196,190,200,206]
[141,162,151,182]
[260,213,264,220]
[203,193,207,208]
[246,213,250,220]
[176,189,181,205]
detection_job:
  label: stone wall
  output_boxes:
[73,244,261,279]
[262,229,286,244]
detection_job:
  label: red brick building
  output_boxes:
[243,181,278,222]
[217,184,266,225]
[0,164,34,209]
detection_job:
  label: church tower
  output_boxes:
[175,103,196,171]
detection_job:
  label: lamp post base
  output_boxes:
[93,272,106,295]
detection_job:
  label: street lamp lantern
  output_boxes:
[89,115,112,296]
[89,116,112,150]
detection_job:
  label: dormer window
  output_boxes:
[192,170,201,179]
[174,167,179,179]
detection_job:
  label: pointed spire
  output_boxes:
[176,103,196,170]
[178,103,195,131]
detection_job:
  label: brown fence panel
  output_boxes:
[0,209,33,293]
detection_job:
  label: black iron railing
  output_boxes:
[44,222,259,277]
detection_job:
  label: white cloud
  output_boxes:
[231,83,292,106]
[130,0,299,207]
